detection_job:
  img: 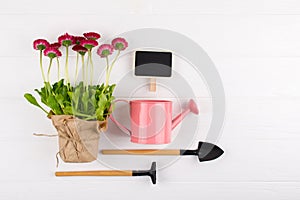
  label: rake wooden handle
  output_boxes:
[55,170,132,177]
[101,149,180,155]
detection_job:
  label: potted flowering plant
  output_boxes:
[24,32,128,163]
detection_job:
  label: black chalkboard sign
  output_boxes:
[134,51,172,77]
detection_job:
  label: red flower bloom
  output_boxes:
[97,44,114,58]
[44,47,62,58]
[33,39,50,50]
[80,39,98,50]
[112,37,128,51]
[49,42,61,49]
[74,36,86,45]
[83,32,101,40]
[72,45,88,55]
[58,33,74,47]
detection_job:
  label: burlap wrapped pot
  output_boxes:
[51,115,108,163]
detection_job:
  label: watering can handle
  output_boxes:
[109,100,131,135]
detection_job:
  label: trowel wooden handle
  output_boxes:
[55,170,133,177]
[101,149,180,155]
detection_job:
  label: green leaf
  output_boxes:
[72,86,81,111]
[25,80,115,120]
[34,88,47,105]
[95,107,104,121]
[24,93,48,114]
[89,89,97,112]
[95,93,108,120]
[82,90,90,113]
[47,94,63,115]
[44,82,52,94]
[53,79,64,94]
[55,94,65,109]
[63,106,73,115]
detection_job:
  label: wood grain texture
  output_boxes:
[101,149,180,155]
[0,15,299,57]
[55,170,132,176]
[149,78,156,92]
[1,0,300,199]
[1,0,300,15]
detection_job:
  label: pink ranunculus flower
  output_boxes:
[74,36,86,45]
[83,32,101,40]
[49,42,61,49]
[44,47,62,58]
[72,45,88,55]
[97,44,114,58]
[80,39,98,50]
[111,37,128,51]
[33,39,50,50]
[58,33,74,47]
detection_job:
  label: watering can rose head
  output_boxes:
[25,32,128,121]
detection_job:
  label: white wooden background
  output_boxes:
[1,0,300,199]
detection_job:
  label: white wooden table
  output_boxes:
[0,0,300,199]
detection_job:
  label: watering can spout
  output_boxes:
[171,99,199,130]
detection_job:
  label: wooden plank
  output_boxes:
[0,180,299,200]
[1,0,300,15]
[0,139,299,182]
[0,15,300,57]
[2,57,300,98]
[2,95,300,140]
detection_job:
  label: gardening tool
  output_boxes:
[101,141,224,162]
[55,162,157,184]
[110,99,199,144]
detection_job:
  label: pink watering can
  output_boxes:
[110,99,199,144]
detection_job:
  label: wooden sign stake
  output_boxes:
[150,78,156,92]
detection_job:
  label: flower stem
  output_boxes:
[85,52,89,86]
[47,58,53,82]
[106,50,120,86]
[56,57,60,80]
[89,50,94,85]
[110,50,120,68]
[105,56,110,86]
[75,52,79,82]
[74,111,96,119]
[81,55,85,85]
[39,50,46,82]
[65,46,70,84]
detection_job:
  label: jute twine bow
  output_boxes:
[34,117,105,167]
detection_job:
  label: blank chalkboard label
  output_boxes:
[135,51,172,77]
